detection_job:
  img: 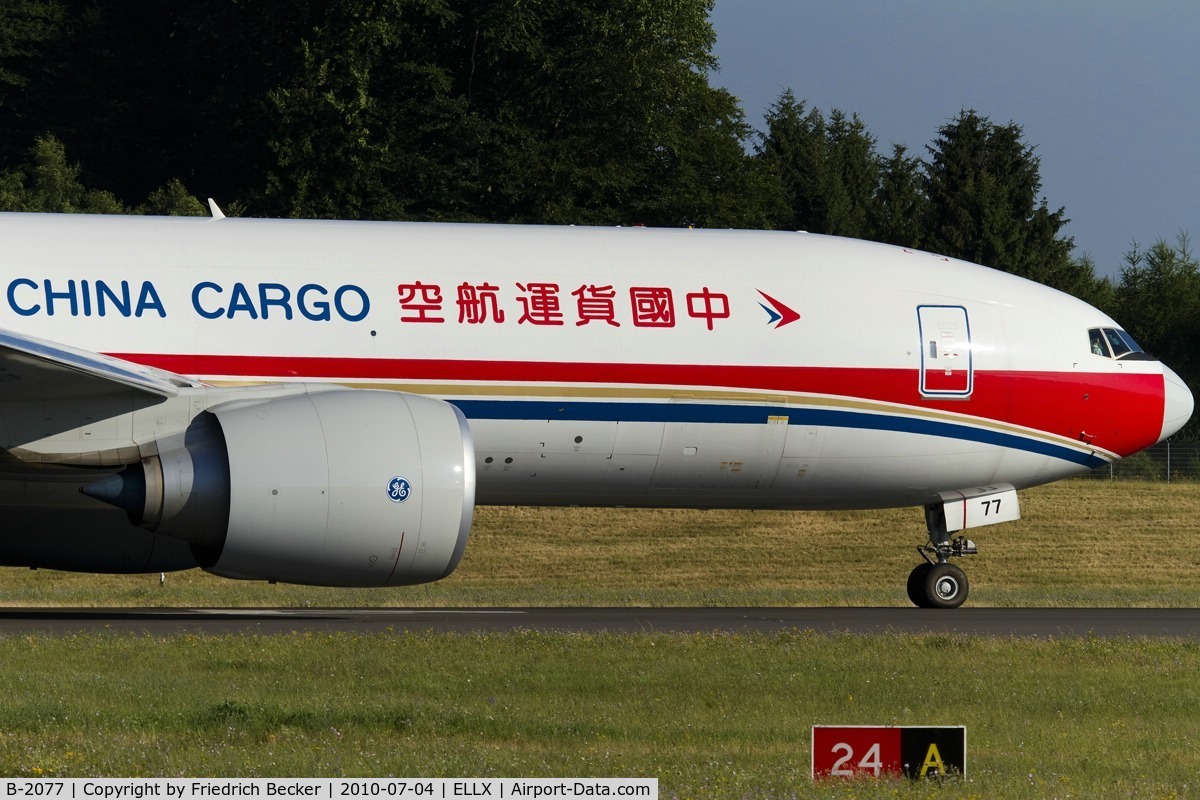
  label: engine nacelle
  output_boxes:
[84,389,475,586]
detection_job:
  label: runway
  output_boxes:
[0,607,1198,637]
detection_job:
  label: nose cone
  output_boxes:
[1159,365,1194,442]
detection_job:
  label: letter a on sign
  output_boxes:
[899,726,966,779]
[920,743,946,777]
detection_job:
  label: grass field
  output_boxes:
[1,479,1199,796]
[1,632,1198,798]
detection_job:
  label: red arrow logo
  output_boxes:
[757,290,801,328]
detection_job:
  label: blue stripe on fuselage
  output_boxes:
[448,398,1107,469]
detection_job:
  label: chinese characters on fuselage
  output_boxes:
[397,281,731,330]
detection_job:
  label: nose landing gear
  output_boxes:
[907,503,978,609]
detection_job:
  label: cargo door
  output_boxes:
[918,305,973,397]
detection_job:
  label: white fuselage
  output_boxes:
[0,213,1185,510]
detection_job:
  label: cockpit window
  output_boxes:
[1088,327,1151,360]
[1115,329,1145,355]
[1103,328,1132,358]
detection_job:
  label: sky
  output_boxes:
[709,1,1200,277]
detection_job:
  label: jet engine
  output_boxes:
[83,389,475,586]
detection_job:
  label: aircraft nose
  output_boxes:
[1159,365,1194,442]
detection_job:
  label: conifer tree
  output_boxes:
[922,109,1074,287]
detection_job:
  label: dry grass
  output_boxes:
[1,479,1197,607]
[448,478,1200,607]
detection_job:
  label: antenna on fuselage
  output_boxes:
[207,198,226,220]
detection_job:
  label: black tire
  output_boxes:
[906,563,934,608]
[924,562,969,609]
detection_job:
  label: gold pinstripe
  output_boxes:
[201,378,1117,462]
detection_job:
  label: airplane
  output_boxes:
[0,208,1190,608]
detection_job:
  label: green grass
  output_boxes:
[2,479,1199,607]
[1,632,1198,798]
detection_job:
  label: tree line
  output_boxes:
[2,0,1197,437]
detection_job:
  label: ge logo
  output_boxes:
[387,477,412,503]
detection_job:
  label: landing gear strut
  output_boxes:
[907,503,978,609]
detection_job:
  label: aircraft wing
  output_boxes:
[0,327,199,402]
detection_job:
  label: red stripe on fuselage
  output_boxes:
[112,353,1166,458]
